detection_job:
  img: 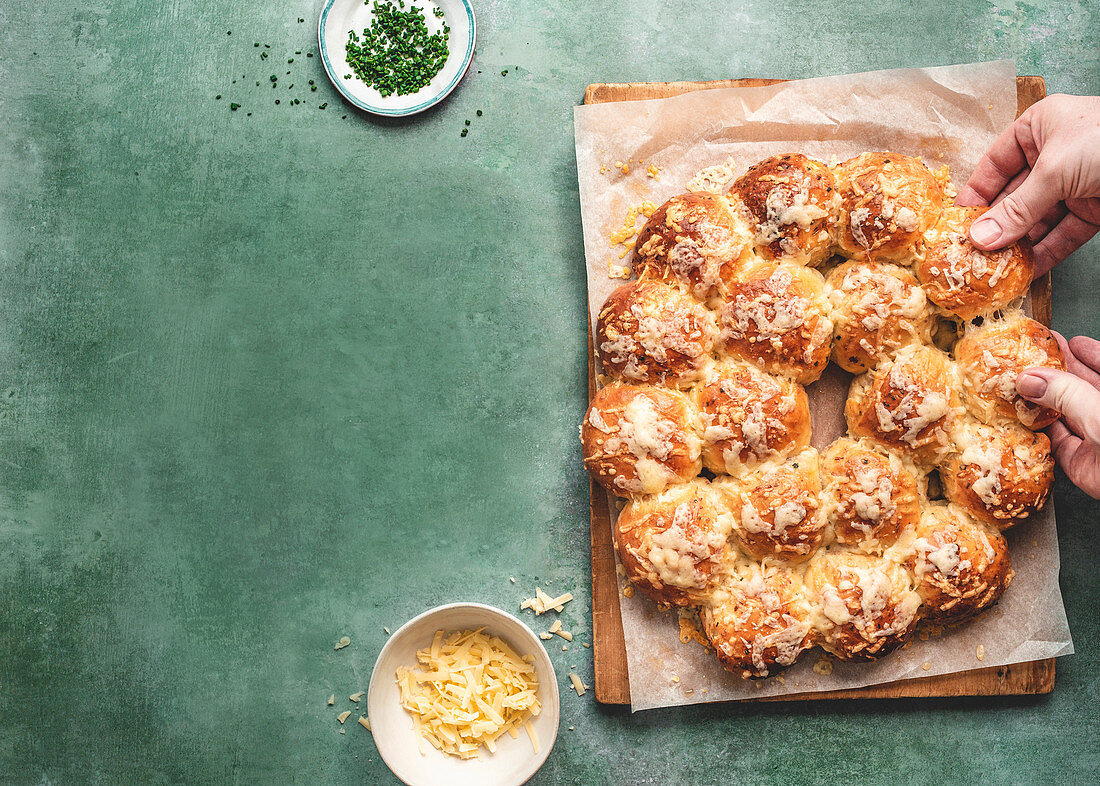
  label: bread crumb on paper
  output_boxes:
[337,710,352,724]
[976,644,986,661]
[334,636,351,650]
[813,659,834,676]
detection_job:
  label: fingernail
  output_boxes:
[969,217,1002,246]
[1016,372,1047,398]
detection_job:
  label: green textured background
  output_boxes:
[1,1,1098,783]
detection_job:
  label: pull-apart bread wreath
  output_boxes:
[582,151,1064,679]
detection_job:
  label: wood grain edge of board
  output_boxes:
[585,75,1053,706]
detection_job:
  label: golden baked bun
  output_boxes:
[902,503,1013,624]
[595,280,717,387]
[845,344,962,465]
[942,419,1054,530]
[634,192,754,300]
[725,449,825,564]
[820,438,922,552]
[615,479,735,607]
[727,153,840,266]
[954,312,1066,429]
[692,361,812,474]
[917,206,1034,320]
[825,259,935,373]
[835,152,945,263]
[716,260,834,384]
[582,382,702,496]
[804,551,921,661]
[700,563,815,679]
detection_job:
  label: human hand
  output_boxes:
[956,94,1100,278]
[1016,333,1100,498]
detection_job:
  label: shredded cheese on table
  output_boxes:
[521,586,574,614]
[395,628,542,759]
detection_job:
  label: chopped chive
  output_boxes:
[319,102,328,109]
[230,103,240,110]
[215,94,222,99]
[476,109,482,116]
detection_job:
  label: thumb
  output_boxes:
[1017,368,1100,444]
[969,165,1063,250]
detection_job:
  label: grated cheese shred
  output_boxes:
[395,628,541,760]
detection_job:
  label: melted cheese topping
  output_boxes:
[395,628,541,759]
[646,503,730,588]
[756,186,828,244]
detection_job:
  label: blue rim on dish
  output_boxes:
[318,0,476,117]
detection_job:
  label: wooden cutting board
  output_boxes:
[586,75,1055,705]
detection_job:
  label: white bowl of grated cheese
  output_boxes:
[367,603,560,786]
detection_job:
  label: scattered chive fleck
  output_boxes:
[230,103,240,110]
[216,94,222,99]
[343,0,450,97]
[319,102,328,109]
[298,17,304,23]
[260,51,268,59]
[307,52,313,57]
[288,58,294,63]
[501,69,508,76]
[460,128,468,137]
[275,99,280,104]
[464,120,470,126]
[254,43,260,47]
[476,109,482,116]
[256,81,260,86]
[227,31,231,35]
[311,85,318,91]
[433,7,444,17]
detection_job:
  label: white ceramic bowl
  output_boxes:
[367,603,560,786]
[317,0,476,117]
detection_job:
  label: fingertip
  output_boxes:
[1015,369,1048,399]
[968,216,1004,249]
[954,185,985,207]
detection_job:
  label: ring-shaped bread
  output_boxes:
[582,150,1060,678]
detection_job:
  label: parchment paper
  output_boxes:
[573,61,1074,711]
